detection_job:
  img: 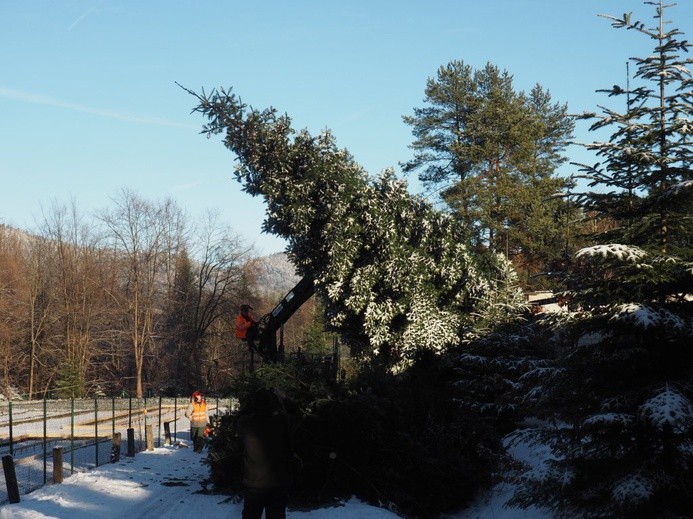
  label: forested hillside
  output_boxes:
[0,210,303,401]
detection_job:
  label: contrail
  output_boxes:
[68,4,98,31]
[0,87,196,129]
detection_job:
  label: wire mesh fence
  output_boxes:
[0,396,233,505]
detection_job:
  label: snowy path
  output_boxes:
[1,443,229,519]
[0,440,402,518]
[0,429,554,518]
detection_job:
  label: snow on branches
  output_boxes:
[575,243,647,263]
[639,386,693,435]
[609,303,688,330]
[189,87,524,367]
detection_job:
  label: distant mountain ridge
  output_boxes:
[252,252,301,297]
[1,224,301,298]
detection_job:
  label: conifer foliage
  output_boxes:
[186,87,523,368]
[401,61,577,284]
[572,1,693,259]
[511,3,693,517]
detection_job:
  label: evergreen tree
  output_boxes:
[511,3,693,517]
[299,299,334,356]
[186,87,524,369]
[54,359,85,399]
[401,61,577,284]
[571,3,693,259]
[163,247,198,389]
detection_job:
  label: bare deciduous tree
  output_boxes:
[22,234,57,398]
[165,211,253,392]
[0,225,26,396]
[98,190,184,398]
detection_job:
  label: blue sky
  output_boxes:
[2,0,692,255]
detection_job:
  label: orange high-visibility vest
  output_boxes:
[235,313,254,339]
[190,401,207,423]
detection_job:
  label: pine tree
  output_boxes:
[163,248,197,388]
[185,87,524,369]
[299,299,334,356]
[54,360,85,399]
[401,61,577,285]
[511,3,693,517]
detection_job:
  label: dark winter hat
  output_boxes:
[240,304,253,311]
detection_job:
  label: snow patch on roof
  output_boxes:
[576,330,610,347]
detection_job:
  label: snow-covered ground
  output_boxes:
[1,405,554,518]
[0,434,554,519]
[0,440,403,518]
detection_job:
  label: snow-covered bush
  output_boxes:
[289,352,502,518]
[453,314,559,435]
[509,300,693,517]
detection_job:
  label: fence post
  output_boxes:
[163,422,172,446]
[94,397,99,467]
[70,398,75,474]
[2,455,20,504]
[146,424,154,451]
[111,432,121,463]
[127,428,135,457]
[8,401,13,457]
[158,396,162,448]
[173,396,178,442]
[43,399,47,484]
[52,447,64,484]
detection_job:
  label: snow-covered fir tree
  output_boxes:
[572,1,693,261]
[186,87,523,369]
[510,2,693,517]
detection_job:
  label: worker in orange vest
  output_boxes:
[235,304,259,352]
[184,390,210,453]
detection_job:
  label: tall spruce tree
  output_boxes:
[401,61,577,285]
[511,3,693,517]
[572,3,693,259]
[164,247,198,388]
[185,87,524,369]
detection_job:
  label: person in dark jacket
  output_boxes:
[237,388,294,519]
